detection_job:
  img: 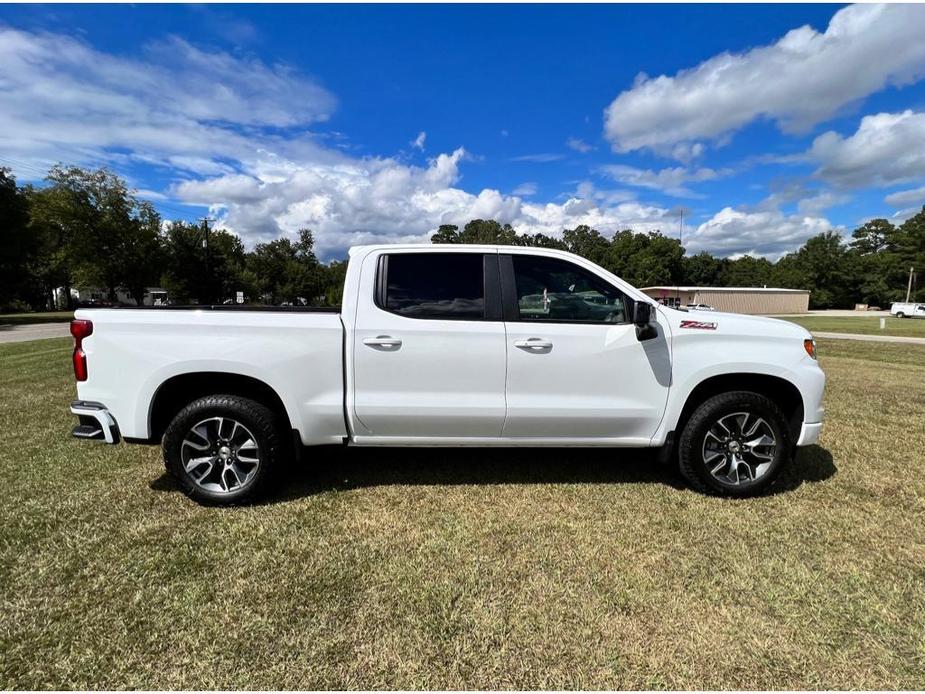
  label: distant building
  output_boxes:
[641,286,810,315]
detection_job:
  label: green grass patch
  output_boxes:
[1,337,924,688]
[0,311,73,326]
[784,315,925,338]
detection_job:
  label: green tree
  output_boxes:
[850,218,895,255]
[29,166,164,305]
[161,221,247,304]
[562,225,610,266]
[322,259,349,306]
[720,255,775,288]
[682,252,725,286]
[246,229,327,304]
[431,219,521,245]
[606,230,683,287]
[0,169,40,310]
[774,231,856,308]
[894,206,925,302]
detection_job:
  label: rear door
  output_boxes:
[501,252,671,442]
[352,250,507,439]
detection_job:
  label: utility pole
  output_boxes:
[906,266,915,303]
[199,217,213,304]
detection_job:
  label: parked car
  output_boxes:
[686,303,715,311]
[68,245,825,503]
[890,302,925,318]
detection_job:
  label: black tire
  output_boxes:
[896,312,905,319]
[678,391,792,497]
[163,394,285,505]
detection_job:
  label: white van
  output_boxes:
[890,302,925,319]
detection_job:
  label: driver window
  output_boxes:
[510,255,628,324]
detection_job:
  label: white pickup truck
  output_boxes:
[69,244,825,503]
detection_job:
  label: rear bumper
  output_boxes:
[70,400,120,444]
[796,421,823,446]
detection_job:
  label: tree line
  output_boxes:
[1,166,345,310]
[1,165,923,312]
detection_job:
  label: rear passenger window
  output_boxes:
[383,253,485,319]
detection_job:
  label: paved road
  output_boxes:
[812,331,925,345]
[0,323,71,344]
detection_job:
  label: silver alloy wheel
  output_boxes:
[701,411,777,486]
[180,417,261,494]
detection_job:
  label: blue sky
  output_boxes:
[2,3,925,259]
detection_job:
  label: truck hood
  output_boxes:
[657,307,812,341]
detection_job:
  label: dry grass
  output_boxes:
[1,337,923,689]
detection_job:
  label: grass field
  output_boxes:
[0,311,73,326]
[784,314,925,338]
[1,337,924,688]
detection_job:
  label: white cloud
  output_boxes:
[566,137,594,153]
[885,185,925,208]
[604,4,925,156]
[176,148,677,258]
[795,191,848,216]
[0,26,337,176]
[411,131,427,150]
[809,110,925,188]
[686,207,836,258]
[512,182,537,196]
[599,164,726,198]
[755,180,848,216]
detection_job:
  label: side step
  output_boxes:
[72,423,105,440]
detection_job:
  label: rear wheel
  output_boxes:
[163,395,284,505]
[678,391,792,497]
[896,312,906,318]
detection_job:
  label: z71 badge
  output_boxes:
[680,320,717,330]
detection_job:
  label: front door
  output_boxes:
[352,250,507,439]
[501,252,671,442]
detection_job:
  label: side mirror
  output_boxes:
[634,301,656,341]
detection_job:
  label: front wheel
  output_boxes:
[678,391,792,497]
[163,395,285,505]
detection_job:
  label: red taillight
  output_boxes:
[72,348,88,381]
[70,319,93,340]
[70,319,93,381]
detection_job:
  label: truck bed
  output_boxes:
[73,306,348,445]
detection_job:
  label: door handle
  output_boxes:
[363,335,402,349]
[513,338,553,351]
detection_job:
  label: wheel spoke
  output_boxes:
[185,455,214,472]
[733,413,749,437]
[228,464,245,487]
[743,417,766,438]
